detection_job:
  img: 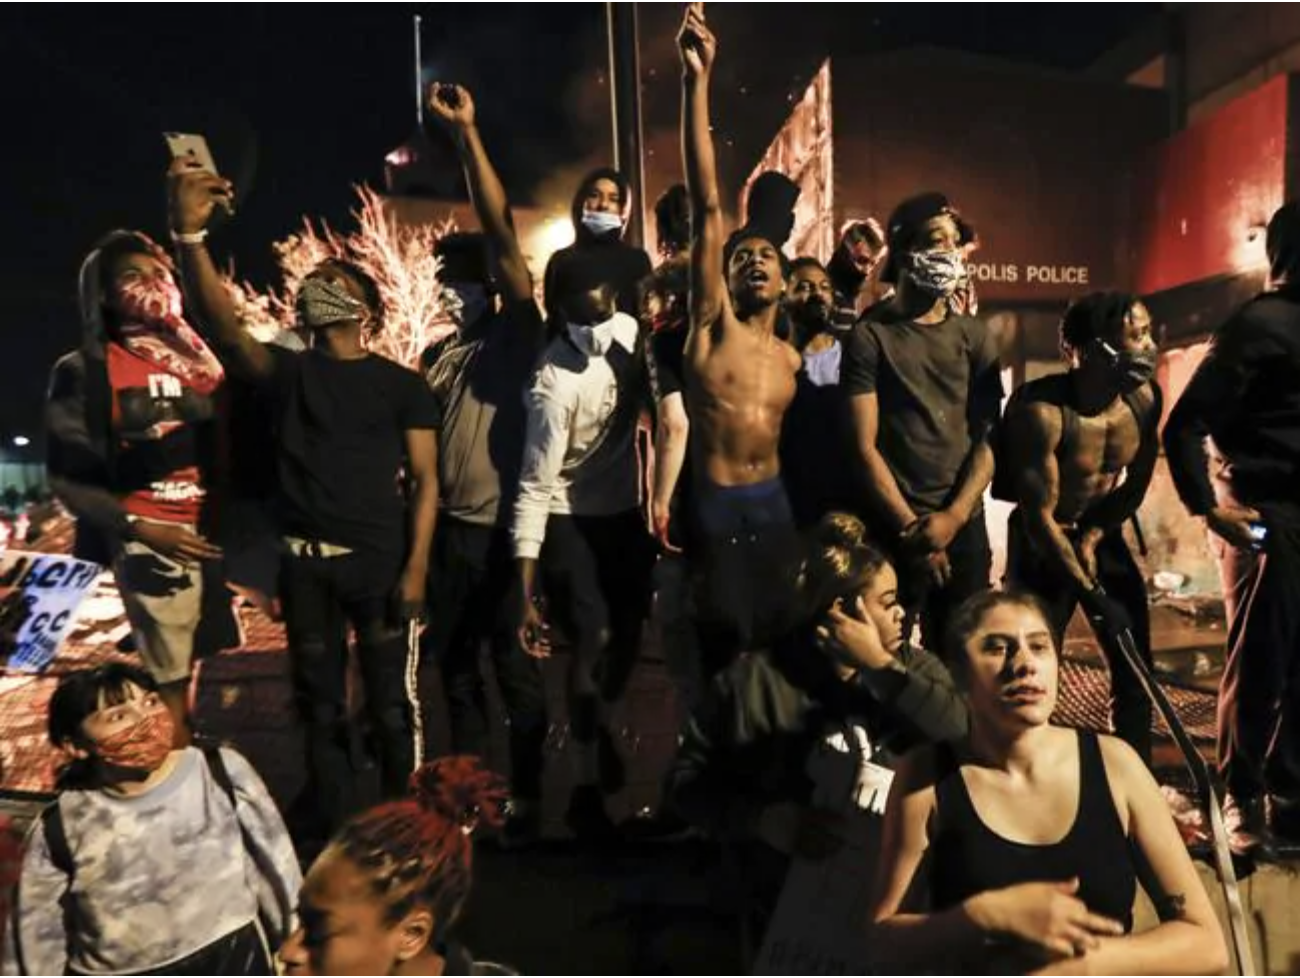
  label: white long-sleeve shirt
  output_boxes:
[512,313,642,559]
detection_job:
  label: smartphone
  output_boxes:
[1249,521,1269,548]
[164,132,220,176]
[164,132,233,216]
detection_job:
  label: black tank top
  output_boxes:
[930,730,1136,932]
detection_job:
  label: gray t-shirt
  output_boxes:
[426,303,544,528]
[8,747,301,977]
[842,310,1003,513]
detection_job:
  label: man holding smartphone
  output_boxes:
[1166,201,1300,850]
[166,158,440,843]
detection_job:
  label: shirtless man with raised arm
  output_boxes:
[679,3,803,671]
[1001,291,1161,763]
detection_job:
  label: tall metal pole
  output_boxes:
[414,15,425,127]
[606,2,647,249]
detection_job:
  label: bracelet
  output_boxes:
[170,229,209,246]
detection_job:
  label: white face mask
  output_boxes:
[581,210,624,237]
[443,283,491,329]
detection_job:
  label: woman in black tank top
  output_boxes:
[867,592,1227,975]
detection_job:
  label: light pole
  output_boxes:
[606,2,647,250]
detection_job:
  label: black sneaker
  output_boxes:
[1267,794,1300,848]
[1225,794,1275,859]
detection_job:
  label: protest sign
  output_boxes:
[0,551,102,673]
[753,724,892,976]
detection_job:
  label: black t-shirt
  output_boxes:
[649,324,687,401]
[423,302,543,527]
[781,354,858,528]
[842,309,1003,513]
[269,348,441,555]
[1165,290,1300,513]
[543,238,652,324]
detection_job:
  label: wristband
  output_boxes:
[170,229,209,246]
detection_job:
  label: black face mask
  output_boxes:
[1096,341,1157,392]
[1117,349,1158,390]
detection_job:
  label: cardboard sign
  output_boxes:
[753,723,890,976]
[0,552,102,673]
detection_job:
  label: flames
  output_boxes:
[226,185,458,367]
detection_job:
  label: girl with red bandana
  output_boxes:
[47,232,233,742]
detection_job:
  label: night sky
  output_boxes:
[0,3,1157,450]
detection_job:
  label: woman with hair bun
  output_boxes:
[280,757,515,977]
[667,511,968,938]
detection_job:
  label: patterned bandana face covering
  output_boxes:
[117,275,185,328]
[94,707,176,773]
[898,248,968,300]
[115,276,225,396]
[297,277,366,329]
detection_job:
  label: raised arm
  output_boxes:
[429,83,534,306]
[678,3,726,354]
[167,161,274,380]
[1005,400,1095,592]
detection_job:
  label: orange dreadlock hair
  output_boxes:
[332,756,509,929]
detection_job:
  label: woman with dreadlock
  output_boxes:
[279,757,513,976]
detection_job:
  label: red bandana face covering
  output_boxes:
[94,707,176,774]
[114,276,226,396]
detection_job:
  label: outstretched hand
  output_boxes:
[427,82,476,130]
[677,2,717,77]
[167,157,234,235]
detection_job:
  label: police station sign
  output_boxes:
[969,262,1091,287]
[0,552,101,673]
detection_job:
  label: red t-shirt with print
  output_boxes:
[107,343,215,526]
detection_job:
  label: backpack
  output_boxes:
[991,374,1161,504]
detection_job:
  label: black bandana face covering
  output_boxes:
[1098,341,1157,392]
[297,277,365,329]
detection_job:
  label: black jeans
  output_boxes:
[541,510,652,744]
[882,512,992,657]
[1006,511,1154,764]
[280,548,418,835]
[424,518,547,801]
[1211,493,1300,803]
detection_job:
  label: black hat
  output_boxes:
[880,192,976,285]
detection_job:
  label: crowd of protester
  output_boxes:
[19,0,1300,971]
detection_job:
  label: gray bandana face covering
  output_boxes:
[297,277,366,329]
[899,248,967,300]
